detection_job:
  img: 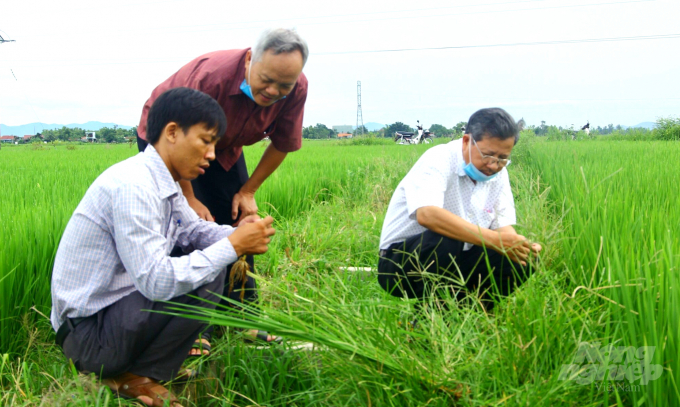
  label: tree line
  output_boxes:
[37,126,138,143]
[302,121,468,139]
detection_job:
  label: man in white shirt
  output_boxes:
[378,108,542,311]
[51,87,275,406]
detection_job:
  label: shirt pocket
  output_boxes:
[481,207,497,229]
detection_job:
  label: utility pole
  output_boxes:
[356,81,364,136]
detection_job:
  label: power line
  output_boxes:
[17,0,657,40]
[315,33,680,56]
[8,32,679,69]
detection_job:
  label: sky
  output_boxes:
[0,0,678,132]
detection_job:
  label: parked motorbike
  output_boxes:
[394,120,434,144]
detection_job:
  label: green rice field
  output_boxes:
[0,136,678,406]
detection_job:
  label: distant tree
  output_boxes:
[353,125,368,136]
[302,123,336,139]
[42,129,57,142]
[428,124,450,137]
[70,127,85,141]
[114,128,127,143]
[452,121,467,136]
[56,126,71,141]
[99,127,117,143]
[383,122,413,138]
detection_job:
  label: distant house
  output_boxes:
[85,131,97,142]
[337,133,352,138]
[0,135,17,143]
[23,135,32,141]
[333,125,354,133]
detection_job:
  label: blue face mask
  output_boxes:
[240,78,256,102]
[240,59,286,103]
[463,137,499,182]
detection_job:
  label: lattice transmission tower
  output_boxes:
[356,81,364,136]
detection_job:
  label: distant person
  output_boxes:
[51,88,276,407]
[378,108,542,312]
[136,28,308,347]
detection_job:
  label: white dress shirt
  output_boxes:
[380,138,516,250]
[51,145,238,331]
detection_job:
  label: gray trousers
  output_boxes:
[61,270,226,381]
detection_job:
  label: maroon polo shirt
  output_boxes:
[137,48,307,171]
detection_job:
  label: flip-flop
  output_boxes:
[187,332,211,357]
[243,330,283,344]
[104,372,182,407]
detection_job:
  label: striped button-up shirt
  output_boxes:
[50,145,238,331]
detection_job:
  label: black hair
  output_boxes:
[146,87,227,145]
[466,107,520,144]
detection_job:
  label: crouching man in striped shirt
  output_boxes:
[378,108,542,312]
[50,87,275,407]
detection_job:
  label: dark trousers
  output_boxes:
[137,135,257,305]
[60,270,226,381]
[378,230,531,310]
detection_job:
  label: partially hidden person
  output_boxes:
[136,28,308,347]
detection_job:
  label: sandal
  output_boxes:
[187,332,211,357]
[104,372,182,407]
[243,330,283,344]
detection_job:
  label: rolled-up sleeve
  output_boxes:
[112,184,238,301]
[403,148,451,220]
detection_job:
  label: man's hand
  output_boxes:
[493,232,542,266]
[228,216,275,257]
[236,214,261,227]
[232,191,258,224]
[187,197,214,222]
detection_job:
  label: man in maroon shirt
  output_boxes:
[137,28,308,346]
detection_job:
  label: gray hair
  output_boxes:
[252,28,309,67]
[466,107,520,144]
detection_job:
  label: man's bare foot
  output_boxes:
[103,372,183,407]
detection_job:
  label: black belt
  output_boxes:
[55,316,89,348]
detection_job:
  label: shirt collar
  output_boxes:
[227,48,251,97]
[143,144,180,200]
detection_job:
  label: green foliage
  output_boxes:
[1,139,679,406]
[524,142,680,406]
[452,121,467,136]
[0,145,137,354]
[41,126,86,142]
[428,123,450,137]
[302,123,336,139]
[654,116,680,140]
[383,121,413,138]
[352,124,368,136]
[338,133,393,146]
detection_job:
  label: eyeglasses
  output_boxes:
[471,137,512,167]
